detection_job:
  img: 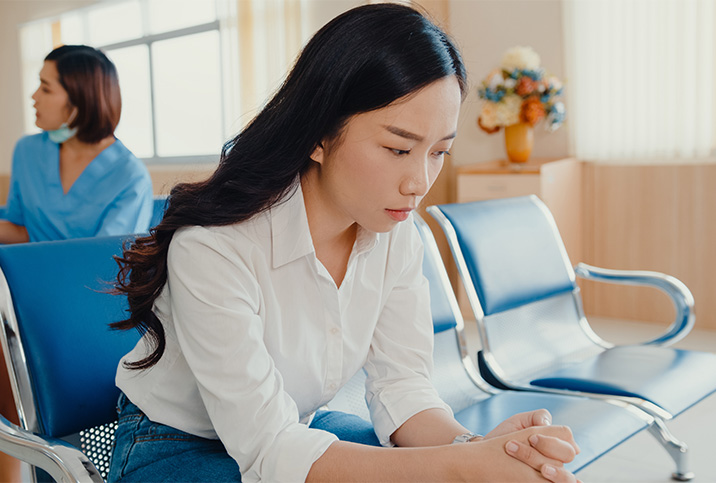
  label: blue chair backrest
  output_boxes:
[150,195,168,228]
[414,215,459,334]
[433,196,577,316]
[0,236,140,437]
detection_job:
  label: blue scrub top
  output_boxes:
[4,132,153,242]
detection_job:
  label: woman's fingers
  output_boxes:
[529,409,553,427]
[529,434,578,462]
[541,464,579,483]
[505,439,564,471]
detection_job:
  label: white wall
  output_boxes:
[449,0,569,166]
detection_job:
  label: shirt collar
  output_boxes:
[270,181,379,268]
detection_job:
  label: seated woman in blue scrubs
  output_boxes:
[0,44,153,244]
[0,44,153,482]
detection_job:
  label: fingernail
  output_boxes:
[543,416,552,425]
[506,441,519,454]
[529,434,539,445]
[543,465,556,477]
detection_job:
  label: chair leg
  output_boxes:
[648,418,695,481]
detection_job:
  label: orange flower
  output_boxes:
[515,76,538,96]
[520,97,546,125]
[478,116,500,134]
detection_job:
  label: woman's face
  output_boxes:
[32,61,74,131]
[309,75,461,233]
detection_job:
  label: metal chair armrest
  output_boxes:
[0,413,103,483]
[574,263,695,347]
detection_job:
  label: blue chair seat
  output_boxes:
[529,346,716,417]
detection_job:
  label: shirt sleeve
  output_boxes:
[363,222,453,446]
[4,141,26,226]
[94,169,154,236]
[166,227,338,483]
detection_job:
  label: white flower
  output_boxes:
[546,75,563,91]
[501,46,541,71]
[487,71,504,90]
[497,94,522,126]
[504,78,517,89]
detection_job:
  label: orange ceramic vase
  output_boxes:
[504,122,534,163]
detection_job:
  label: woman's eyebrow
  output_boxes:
[383,125,457,142]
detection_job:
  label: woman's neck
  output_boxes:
[58,135,115,194]
[301,169,358,287]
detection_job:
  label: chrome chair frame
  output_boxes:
[427,196,716,480]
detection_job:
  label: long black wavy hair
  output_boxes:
[112,3,467,369]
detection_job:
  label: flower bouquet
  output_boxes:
[477,46,565,163]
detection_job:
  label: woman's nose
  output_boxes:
[400,158,430,197]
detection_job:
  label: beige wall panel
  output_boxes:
[0,174,9,205]
[541,159,583,264]
[581,164,716,331]
[148,165,217,196]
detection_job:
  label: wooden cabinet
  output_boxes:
[452,157,583,315]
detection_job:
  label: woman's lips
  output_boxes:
[385,208,412,222]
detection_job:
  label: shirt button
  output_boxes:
[330,327,340,335]
[329,383,337,390]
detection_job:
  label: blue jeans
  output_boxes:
[108,393,380,482]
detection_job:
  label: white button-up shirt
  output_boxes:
[116,184,450,482]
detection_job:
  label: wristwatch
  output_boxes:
[452,432,482,444]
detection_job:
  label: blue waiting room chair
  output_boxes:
[150,195,169,229]
[428,195,716,480]
[329,214,655,475]
[0,235,139,482]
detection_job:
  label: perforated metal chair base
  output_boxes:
[79,421,117,480]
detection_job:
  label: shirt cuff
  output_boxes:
[241,424,339,483]
[368,387,453,446]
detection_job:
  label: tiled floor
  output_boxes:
[463,316,716,483]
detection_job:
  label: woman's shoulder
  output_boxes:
[172,216,271,258]
[14,132,51,153]
[12,132,55,171]
[104,138,151,180]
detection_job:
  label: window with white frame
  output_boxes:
[19,0,306,165]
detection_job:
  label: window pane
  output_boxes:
[87,0,142,47]
[59,12,87,46]
[108,45,154,158]
[147,0,216,34]
[152,31,223,157]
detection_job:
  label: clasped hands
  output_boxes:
[472,409,582,482]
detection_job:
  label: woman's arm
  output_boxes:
[308,424,579,483]
[0,221,29,244]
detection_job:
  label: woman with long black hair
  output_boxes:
[108,4,579,482]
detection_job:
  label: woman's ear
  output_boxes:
[310,142,325,164]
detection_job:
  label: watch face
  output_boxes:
[453,432,479,444]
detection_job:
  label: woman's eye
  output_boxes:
[387,148,411,156]
[433,150,451,157]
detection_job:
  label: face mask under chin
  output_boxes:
[47,123,78,144]
[47,107,78,144]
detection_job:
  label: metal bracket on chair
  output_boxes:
[648,417,695,481]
